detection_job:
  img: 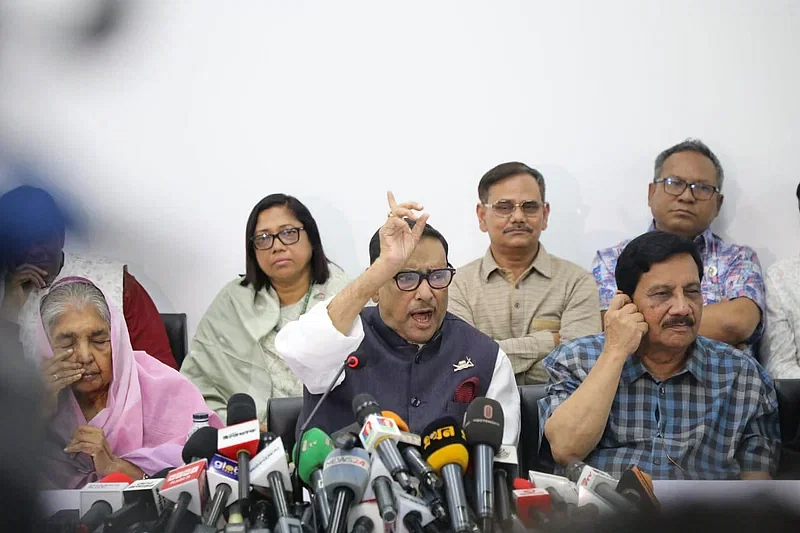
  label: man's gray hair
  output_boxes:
[654,138,725,191]
[40,281,111,336]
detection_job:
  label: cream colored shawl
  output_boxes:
[181,264,349,422]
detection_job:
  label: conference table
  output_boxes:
[650,480,800,511]
[40,480,800,517]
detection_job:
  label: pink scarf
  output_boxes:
[39,277,222,489]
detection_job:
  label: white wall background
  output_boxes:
[1,0,798,339]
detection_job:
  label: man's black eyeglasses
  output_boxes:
[393,267,456,291]
[654,177,720,201]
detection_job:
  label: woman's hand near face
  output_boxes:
[40,348,84,416]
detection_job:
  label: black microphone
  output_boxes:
[293,353,363,503]
[299,502,316,533]
[366,456,398,524]
[493,469,512,530]
[80,501,113,532]
[227,393,257,426]
[564,461,638,513]
[418,483,448,523]
[182,426,219,464]
[250,500,275,533]
[78,474,133,532]
[351,515,374,533]
[103,478,166,532]
[259,430,278,453]
[420,417,472,533]
[352,393,413,493]
[203,454,239,529]
[332,427,361,450]
[403,511,425,533]
[152,505,173,533]
[463,398,504,533]
[220,393,260,514]
[400,444,443,492]
[544,486,571,520]
[159,461,208,533]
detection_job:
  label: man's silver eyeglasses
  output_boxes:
[483,200,545,217]
[654,177,719,201]
[251,227,304,250]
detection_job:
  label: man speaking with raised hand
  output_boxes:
[276,192,519,444]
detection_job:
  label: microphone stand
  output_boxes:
[292,357,351,503]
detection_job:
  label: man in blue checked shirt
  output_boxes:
[540,230,779,480]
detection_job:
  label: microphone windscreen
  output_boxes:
[297,428,335,485]
[564,461,586,483]
[352,393,381,425]
[258,431,279,453]
[420,416,469,473]
[513,478,534,490]
[181,426,219,464]
[463,398,504,452]
[323,448,371,501]
[227,393,257,425]
[381,411,409,432]
[98,472,134,484]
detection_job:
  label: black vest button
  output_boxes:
[410,397,421,407]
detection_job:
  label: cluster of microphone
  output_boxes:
[56,389,660,533]
[297,392,519,533]
[520,462,661,528]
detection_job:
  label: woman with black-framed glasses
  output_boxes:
[181,194,349,424]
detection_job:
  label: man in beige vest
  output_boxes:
[449,162,601,384]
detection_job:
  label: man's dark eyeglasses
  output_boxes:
[654,177,720,201]
[250,227,304,250]
[394,267,456,291]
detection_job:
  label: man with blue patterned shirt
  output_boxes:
[592,139,764,356]
[540,231,779,480]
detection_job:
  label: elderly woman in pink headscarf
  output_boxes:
[38,277,222,488]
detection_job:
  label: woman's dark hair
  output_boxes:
[368,219,449,265]
[615,230,704,298]
[240,194,330,293]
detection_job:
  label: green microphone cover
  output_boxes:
[297,428,335,485]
